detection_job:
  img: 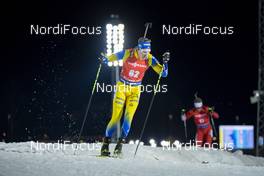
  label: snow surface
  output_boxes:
[0,142,264,176]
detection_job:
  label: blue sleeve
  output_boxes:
[101,50,125,64]
[151,56,159,65]
[151,56,168,77]
[162,63,168,77]
[115,50,126,60]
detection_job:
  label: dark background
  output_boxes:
[1,0,258,144]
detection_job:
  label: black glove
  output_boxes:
[162,51,170,63]
[98,53,108,63]
[208,107,215,113]
[181,109,186,121]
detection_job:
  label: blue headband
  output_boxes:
[138,42,151,49]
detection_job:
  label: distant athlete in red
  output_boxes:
[181,94,219,146]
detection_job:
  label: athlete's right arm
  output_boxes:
[101,49,131,63]
[181,110,193,121]
[185,110,194,120]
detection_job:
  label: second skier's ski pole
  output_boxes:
[208,107,218,138]
[181,109,188,142]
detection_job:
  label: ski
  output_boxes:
[201,161,209,164]
[96,154,123,159]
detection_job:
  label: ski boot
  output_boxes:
[100,137,111,156]
[113,138,125,156]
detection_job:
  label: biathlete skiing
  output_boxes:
[99,37,170,156]
[181,94,219,147]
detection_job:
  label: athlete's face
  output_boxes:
[139,48,151,59]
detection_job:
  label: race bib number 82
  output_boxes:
[129,70,140,78]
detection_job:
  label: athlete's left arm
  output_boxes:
[212,111,220,119]
[205,106,220,119]
[149,55,168,77]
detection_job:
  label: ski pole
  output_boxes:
[181,109,188,142]
[210,116,218,137]
[74,63,102,155]
[134,69,163,158]
[208,107,218,138]
[143,23,152,38]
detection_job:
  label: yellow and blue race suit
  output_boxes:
[103,48,168,138]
